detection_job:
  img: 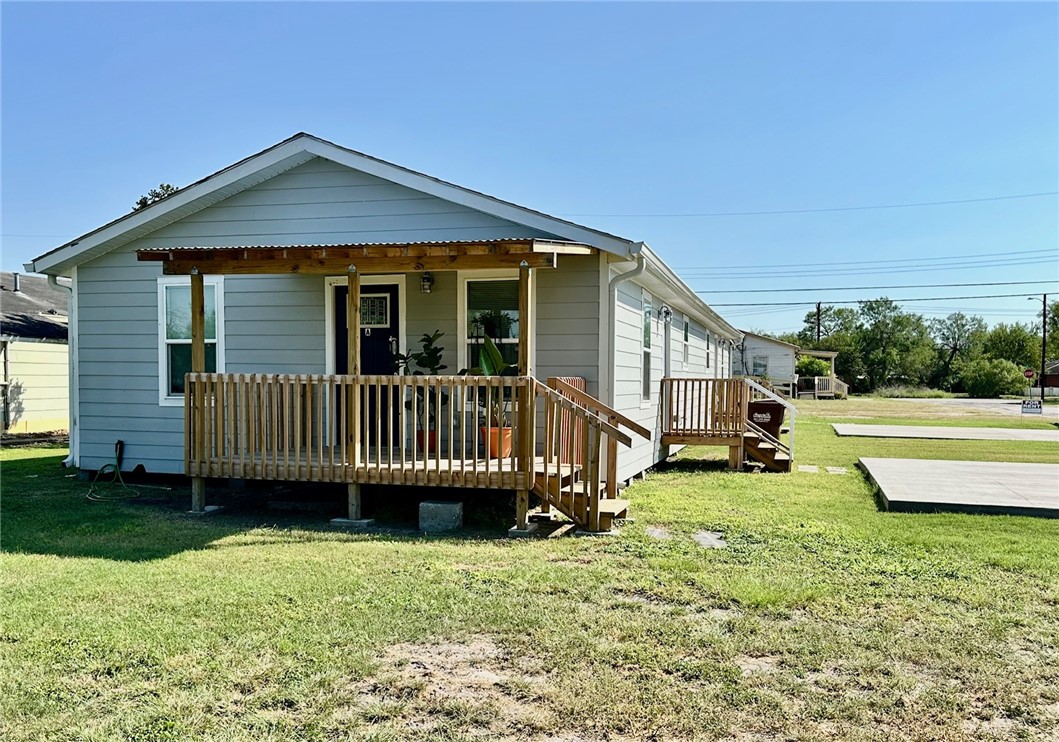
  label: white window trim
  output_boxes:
[641,288,653,407]
[706,331,712,370]
[324,275,408,374]
[456,269,535,375]
[157,276,225,407]
[681,313,691,371]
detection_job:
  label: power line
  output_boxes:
[710,292,1045,307]
[560,191,1058,218]
[681,256,1057,280]
[674,247,1054,272]
[698,279,1059,294]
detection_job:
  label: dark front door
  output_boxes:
[335,283,400,446]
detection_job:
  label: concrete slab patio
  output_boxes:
[835,423,1059,442]
[860,457,1059,518]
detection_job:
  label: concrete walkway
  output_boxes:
[860,457,1059,518]
[834,423,1059,442]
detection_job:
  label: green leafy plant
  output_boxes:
[471,309,514,340]
[959,358,1026,398]
[460,336,518,427]
[796,357,831,378]
[394,331,448,431]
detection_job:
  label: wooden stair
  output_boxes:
[533,468,629,532]
[742,431,791,473]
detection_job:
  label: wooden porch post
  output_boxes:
[347,266,361,472]
[190,269,206,512]
[514,260,534,532]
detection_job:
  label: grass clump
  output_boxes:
[872,385,956,398]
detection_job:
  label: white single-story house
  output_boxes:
[26,133,790,532]
[1,272,70,435]
[732,331,847,399]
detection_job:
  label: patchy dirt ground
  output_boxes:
[341,636,608,741]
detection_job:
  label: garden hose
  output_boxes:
[86,440,140,501]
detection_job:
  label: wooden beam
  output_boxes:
[159,252,558,275]
[190,270,206,373]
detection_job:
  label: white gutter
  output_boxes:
[47,274,77,467]
[605,247,647,406]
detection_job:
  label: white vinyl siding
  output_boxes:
[2,341,69,434]
[733,335,796,382]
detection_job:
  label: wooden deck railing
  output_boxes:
[186,373,534,489]
[661,378,749,439]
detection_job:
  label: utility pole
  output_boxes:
[1041,294,1048,403]
[815,302,822,343]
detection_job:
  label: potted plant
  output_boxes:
[394,331,448,455]
[460,336,517,459]
[471,309,513,340]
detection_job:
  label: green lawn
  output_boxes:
[2,399,1058,741]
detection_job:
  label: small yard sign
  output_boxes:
[1022,399,1043,415]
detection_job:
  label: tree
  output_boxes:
[960,358,1026,398]
[929,312,986,389]
[856,298,934,389]
[133,183,179,211]
[982,322,1041,370]
[796,305,859,345]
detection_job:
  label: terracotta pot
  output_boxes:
[480,426,513,459]
[416,430,437,455]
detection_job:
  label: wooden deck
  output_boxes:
[660,377,796,472]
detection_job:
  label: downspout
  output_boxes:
[47,275,77,467]
[605,245,647,407]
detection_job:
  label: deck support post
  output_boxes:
[518,261,533,377]
[190,268,207,512]
[509,262,538,536]
[347,482,362,519]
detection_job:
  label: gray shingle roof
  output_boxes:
[0,272,68,341]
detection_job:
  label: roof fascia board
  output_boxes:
[301,138,638,258]
[27,140,314,275]
[631,246,741,339]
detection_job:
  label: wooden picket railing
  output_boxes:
[660,377,749,440]
[185,373,533,489]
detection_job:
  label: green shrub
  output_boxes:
[959,358,1026,398]
[874,385,951,398]
[795,357,831,377]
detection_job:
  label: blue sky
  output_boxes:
[3,1,1056,334]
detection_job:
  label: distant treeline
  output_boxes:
[760,298,1058,396]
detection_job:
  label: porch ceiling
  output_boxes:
[136,238,592,275]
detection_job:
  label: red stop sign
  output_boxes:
[1024,369,1036,379]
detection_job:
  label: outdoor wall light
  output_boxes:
[420,272,434,294]
[659,305,673,321]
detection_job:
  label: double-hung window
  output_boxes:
[682,316,690,369]
[751,355,769,377]
[706,332,712,369]
[465,278,520,369]
[158,277,224,405]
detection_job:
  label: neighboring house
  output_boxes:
[26,132,760,531]
[732,332,847,399]
[732,332,798,394]
[0,272,70,434]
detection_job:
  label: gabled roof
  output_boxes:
[740,330,799,350]
[27,133,641,275]
[0,272,68,341]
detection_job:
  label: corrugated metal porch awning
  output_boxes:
[136,238,594,275]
